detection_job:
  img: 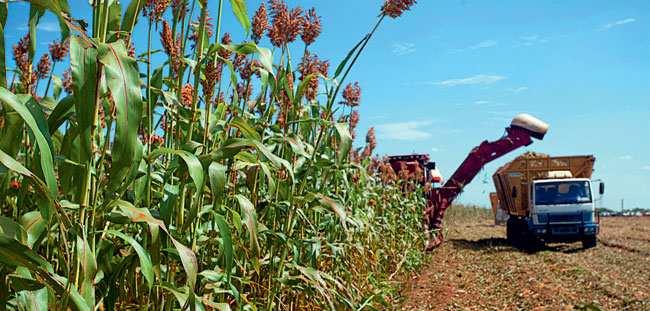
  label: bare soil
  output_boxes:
[400,216,650,310]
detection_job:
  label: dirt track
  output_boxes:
[401,216,650,310]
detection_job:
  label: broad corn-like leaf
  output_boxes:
[98,40,143,190]
[214,214,233,280]
[229,0,251,35]
[0,88,57,196]
[106,230,154,289]
[208,162,227,205]
[235,194,259,256]
[334,123,352,165]
[121,0,144,32]
[70,37,98,171]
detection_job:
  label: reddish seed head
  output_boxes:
[9,179,20,190]
[181,83,194,107]
[362,127,377,158]
[301,8,321,46]
[48,40,69,62]
[252,3,268,43]
[349,110,360,139]
[12,34,31,74]
[62,69,73,94]
[342,82,361,107]
[218,33,233,60]
[267,0,304,47]
[381,0,417,18]
[237,82,253,101]
[36,54,51,80]
[145,0,171,21]
[202,58,223,102]
[298,52,329,101]
[160,21,181,73]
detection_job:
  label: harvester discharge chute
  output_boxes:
[425,114,549,250]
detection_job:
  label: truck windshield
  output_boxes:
[534,181,592,205]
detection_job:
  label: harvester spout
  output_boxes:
[510,113,549,140]
[425,113,549,251]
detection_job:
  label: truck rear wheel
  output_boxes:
[582,236,597,249]
[506,218,518,243]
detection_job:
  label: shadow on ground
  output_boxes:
[449,238,588,254]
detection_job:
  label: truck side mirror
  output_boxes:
[511,187,517,198]
[599,182,605,195]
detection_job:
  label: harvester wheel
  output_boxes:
[582,236,597,249]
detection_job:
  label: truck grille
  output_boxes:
[548,213,582,223]
[551,226,579,234]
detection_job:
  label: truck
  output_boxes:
[493,153,605,249]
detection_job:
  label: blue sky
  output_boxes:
[5,0,649,210]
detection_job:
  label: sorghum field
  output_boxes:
[0,0,426,309]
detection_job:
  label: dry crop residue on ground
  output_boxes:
[401,215,650,310]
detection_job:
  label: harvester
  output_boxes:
[424,113,549,250]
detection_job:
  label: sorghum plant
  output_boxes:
[0,0,422,309]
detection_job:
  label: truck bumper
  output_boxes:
[528,222,599,242]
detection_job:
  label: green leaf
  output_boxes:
[208,162,227,205]
[151,148,204,193]
[229,0,251,35]
[234,194,259,256]
[214,214,233,281]
[334,35,367,78]
[318,194,348,232]
[19,211,46,248]
[0,216,27,244]
[0,88,57,196]
[334,123,352,165]
[70,36,98,172]
[121,0,145,33]
[110,200,198,290]
[47,96,74,135]
[75,235,97,307]
[52,75,63,99]
[0,149,51,199]
[230,117,261,141]
[28,0,70,40]
[106,230,154,289]
[98,40,143,190]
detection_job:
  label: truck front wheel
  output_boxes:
[582,236,597,249]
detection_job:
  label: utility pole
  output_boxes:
[621,198,624,214]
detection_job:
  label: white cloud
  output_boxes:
[38,22,60,32]
[509,86,529,94]
[17,22,59,32]
[376,121,432,141]
[470,40,497,50]
[618,155,633,160]
[474,100,490,105]
[431,147,440,152]
[642,165,650,171]
[392,42,416,56]
[602,18,636,30]
[451,40,498,53]
[434,74,506,87]
[517,35,549,46]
